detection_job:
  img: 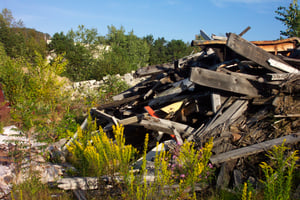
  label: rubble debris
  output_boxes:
[62,32,300,191]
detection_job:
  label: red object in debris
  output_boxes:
[144,106,159,118]
[144,105,176,140]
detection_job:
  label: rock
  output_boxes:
[124,73,134,86]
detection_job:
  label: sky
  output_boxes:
[0,0,291,43]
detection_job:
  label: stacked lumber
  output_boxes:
[72,32,300,189]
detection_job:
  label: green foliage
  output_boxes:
[149,37,168,65]
[275,0,300,38]
[0,43,26,105]
[97,75,130,103]
[50,25,194,81]
[0,9,48,60]
[259,140,299,200]
[0,43,70,132]
[101,25,150,75]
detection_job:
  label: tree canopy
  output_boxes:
[275,0,300,38]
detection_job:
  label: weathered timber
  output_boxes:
[265,73,300,81]
[91,108,119,125]
[148,78,194,107]
[211,93,222,113]
[190,67,260,97]
[211,35,227,41]
[267,58,299,73]
[210,132,300,164]
[135,63,175,77]
[200,29,212,40]
[98,95,141,109]
[226,33,290,73]
[176,51,206,68]
[238,26,251,37]
[134,115,195,139]
[112,75,155,101]
[189,99,248,141]
[274,114,300,118]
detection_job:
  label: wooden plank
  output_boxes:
[98,95,141,109]
[211,93,222,113]
[176,51,206,68]
[134,116,196,140]
[201,99,248,134]
[200,29,211,40]
[211,35,227,41]
[265,73,298,81]
[267,58,299,73]
[239,26,251,37]
[135,63,174,77]
[274,114,300,118]
[91,108,119,125]
[148,78,194,107]
[226,33,289,73]
[187,98,248,141]
[210,132,300,164]
[190,67,260,97]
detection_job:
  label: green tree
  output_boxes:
[101,25,150,75]
[149,37,168,65]
[0,9,48,60]
[0,9,26,58]
[49,30,94,81]
[275,0,300,38]
[48,32,74,54]
[166,39,193,61]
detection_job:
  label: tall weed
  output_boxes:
[259,140,299,200]
[67,117,137,177]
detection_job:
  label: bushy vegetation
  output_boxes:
[49,24,195,81]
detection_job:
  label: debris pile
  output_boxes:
[72,32,300,189]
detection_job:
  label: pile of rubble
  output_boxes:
[67,72,148,100]
[84,32,300,188]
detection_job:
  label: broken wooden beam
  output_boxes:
[189,99,248,141]
[190,67,260,97]
[148,78,194,107]
[210,132,300,164]
[134,115,195,140]
[226,33,291,73]
[267,58,299,73]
